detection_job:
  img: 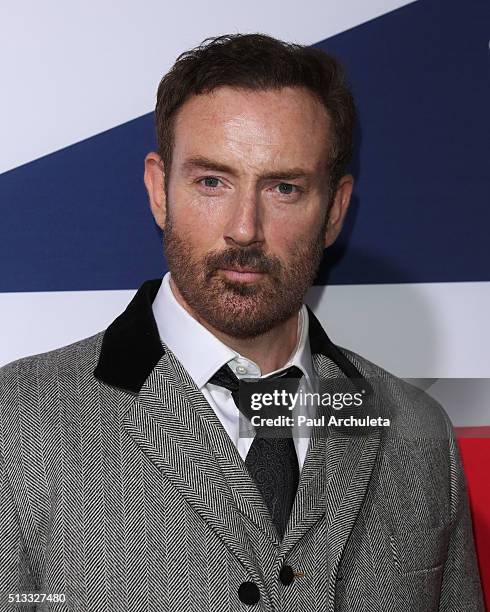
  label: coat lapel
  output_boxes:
[121,349,269,582]
[164,347,282,549]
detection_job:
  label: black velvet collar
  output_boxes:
[94,278,367,393]
[93,279,164,393]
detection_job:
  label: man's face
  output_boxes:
[147,86,351,338]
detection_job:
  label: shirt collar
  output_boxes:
[152,272,315,390]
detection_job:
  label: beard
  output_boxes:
[162,211,326,339]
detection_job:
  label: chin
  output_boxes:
[206,301,294,339]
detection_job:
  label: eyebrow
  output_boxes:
[181,155,313,181]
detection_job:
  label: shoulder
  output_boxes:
[0,332,107,455]
[337,345,453,439]
[1,331,104,377]
[0,331,105,404]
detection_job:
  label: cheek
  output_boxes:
[169,191,225,250]
[263,196,326,243]
[266,221,319,256]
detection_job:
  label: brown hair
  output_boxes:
[155,33,356,195]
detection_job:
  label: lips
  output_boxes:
[223,267,263,273]
[219,268,266,282]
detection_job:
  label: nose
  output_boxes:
[223,187,264,247]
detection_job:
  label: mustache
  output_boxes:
[204,247,282,275]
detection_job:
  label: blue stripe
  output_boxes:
[316,0,489,286]
[1,0,488,292]
[0,116,163,292]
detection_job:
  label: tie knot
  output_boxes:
[208,364,304,423]
[208,364,240,393]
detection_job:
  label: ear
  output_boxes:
[324,174,354,248]
[144,152,167,229]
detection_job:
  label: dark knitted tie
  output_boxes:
[209,364,303,538]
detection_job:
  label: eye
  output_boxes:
[198,176,221,189]
[275,183,300,195]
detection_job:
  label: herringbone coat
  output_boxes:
[0,279,484,611]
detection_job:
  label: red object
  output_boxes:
[457,433,490,610]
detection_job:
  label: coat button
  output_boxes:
[238,582,260,605]
[279,565,295,586]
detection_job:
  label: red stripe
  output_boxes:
[457,437,490,608]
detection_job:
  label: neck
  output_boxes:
[169,277,299,375]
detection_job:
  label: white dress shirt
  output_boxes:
[152,272,316,471]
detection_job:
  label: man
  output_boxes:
[0,33,483,612]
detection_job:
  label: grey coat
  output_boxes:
[0,279,484,611]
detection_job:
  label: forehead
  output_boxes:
[171,86,332,174]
